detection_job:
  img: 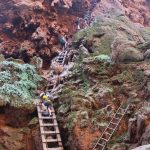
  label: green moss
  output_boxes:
[93,33,114,55]
[65,111,77,130]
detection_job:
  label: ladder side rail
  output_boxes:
[107,105,129,141]
[92,103,126,150]
[107,104,129,141]
[62,51,68,66]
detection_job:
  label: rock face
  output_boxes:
[73,0,150,63]
[0,0,101,68]
[0,0,76,68]
[0,107,42,150]
[92,0,150,27]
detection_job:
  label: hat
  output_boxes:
[42,95,48,100]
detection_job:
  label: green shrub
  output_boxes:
[0,61,42,107]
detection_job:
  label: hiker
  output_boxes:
[59,35,67,51]
[40,92,53,116]
[84,17,88,28]
[75,17,81,30]
[83,11,90,28]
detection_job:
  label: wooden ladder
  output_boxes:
[92,104,130,150]
[55,51,68,66]
[37,105,64,150]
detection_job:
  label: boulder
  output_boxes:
[125,114,146,143]
[111,36,142,62]
[119,48,144,62]
[79,44,89,58]
[144,49,150,59]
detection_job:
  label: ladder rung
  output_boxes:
[42,138,61,143]
[41,131,60,134]
[40,123,58,127]
[97,143,105,147]
[113,117,120,121]
[100,138,108,142]
[107,127,114,130]
[104,132,111,136]
[110,122,118,125]
[116,112,123,115]
[115,116,121,120]
[39,116,56,119]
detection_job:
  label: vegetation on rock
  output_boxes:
[0,61,42,107]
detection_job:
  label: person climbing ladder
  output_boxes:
[39,92,53,116]
[83,10,90,28]
[59,35,67,51]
